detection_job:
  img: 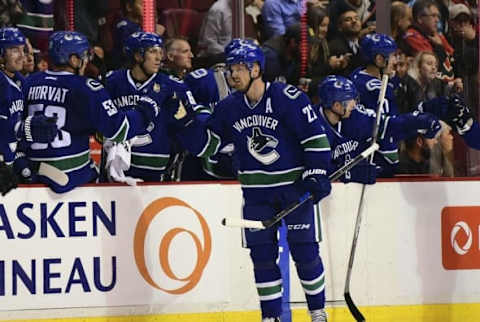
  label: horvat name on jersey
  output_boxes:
[27,86,69,104]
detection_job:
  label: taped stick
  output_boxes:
[38,162,69,186]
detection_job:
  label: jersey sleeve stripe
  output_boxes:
[106,118,130,143]
[237,167,304,187]
[197,129,221,158]
[379,149,399,164]
[301,134,331,152]
[30,150,90,172]
[131,153,170,170]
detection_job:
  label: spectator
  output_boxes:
[0,0,23,28]
[15,0,54,54]
[409,51,462,103]
[402,0,458,84]
[197,0,233,67]
[261,0,302,39]
[328,0,376,38]
[394,50,422,114]
[328,10,365,77]
[164,38,194,79]
[306,6,333,99]
[448,3,478,111]
[262,23,305,85]
[391,1,413,42]
[398,121,454,176]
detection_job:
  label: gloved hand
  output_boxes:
[22,115,58,143]
[296,169,331,203]
[344,163,377,185]
[136,96,160,126]
[416,96,449,119]
[13,154,36,184]
[415,112,442,139]
[446,95,474,135]
[165,92,196,128]
[0,162,18,196]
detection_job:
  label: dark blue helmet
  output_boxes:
[124,31,163,59]
[360,33,397,63]
[224,38,256,56]
[318,75,358,108]
[0,27,26,56]
[226,43,265,72]
[48,31,90,65]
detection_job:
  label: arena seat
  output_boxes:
[181,0,216,12]
[162,8,205,39]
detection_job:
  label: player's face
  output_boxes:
[23,40,35,74]
[229,63,251,91]
[169,40,193,70]
[143,46,163,74]
[3,45,25,73]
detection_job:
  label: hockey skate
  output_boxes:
[310,308,328,322]
[261,317,280,322]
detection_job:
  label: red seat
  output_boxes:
[162,8,205,39]
[181,0,216,12]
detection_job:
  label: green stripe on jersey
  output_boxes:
[108,118,130,143]
[31,150,90,172]
[238,167,303,187]
[380,149,399,164]
[131,153,170,170]
[301,134,331,152]
[197,129,221,158]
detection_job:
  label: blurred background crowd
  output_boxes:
[2,0,479,179]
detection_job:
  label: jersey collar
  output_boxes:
[127,69,157,91]
[0,70,21,92]
[242,82,270,110]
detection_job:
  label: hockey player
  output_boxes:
[172,42,332,322]
[350,33,400,176]
[21,31,159,193]
[0,27,58,195]
[104,31,200,182]
[316,75,442,183]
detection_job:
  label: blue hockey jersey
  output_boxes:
[184,67,232,109]
[105,69,195,181]
[179,82,331,191]
[0,71,24,165]
[22,70,149,192]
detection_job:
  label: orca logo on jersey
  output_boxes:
[247,127,280,165]
[134,197,211,294]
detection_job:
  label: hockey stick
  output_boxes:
[38,162,69,186]
[221,142,379,229]
[344,73,389,322]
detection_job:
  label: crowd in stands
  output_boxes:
[1,0,479,186]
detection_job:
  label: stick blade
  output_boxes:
[38,162,69,186]
[344,292,365,322]
[221,217,266,229]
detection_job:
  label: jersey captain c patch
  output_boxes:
[247,127,279,165]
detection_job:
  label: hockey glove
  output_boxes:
[343,163,377,185]
[166,94,195,128]
[21,115,58,143]
[296,169,331,204]
[0,162,18,196]
[415,112,442,139]
[136,96,160,126]
[416,96,449,119]
[13,153,37,184]
[446,95,474,135]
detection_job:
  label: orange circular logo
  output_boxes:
[133,197,211,294]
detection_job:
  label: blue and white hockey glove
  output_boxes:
[166,94,196,128]
[296,169,331,204]
[416,96,449,119]
[0,162,18,196]
[446,95,474,135]
[136,96,160,126]
[21,115,58,143]
[344,163,377,185]
[416,112,442,139]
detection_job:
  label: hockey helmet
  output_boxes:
[48,31,90,65]
[0,27,26,56]
[224,38,256,56]
[226,43,265,72]
[318,75,358,108]
[124,31,163,59]
[360,33,397,63]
